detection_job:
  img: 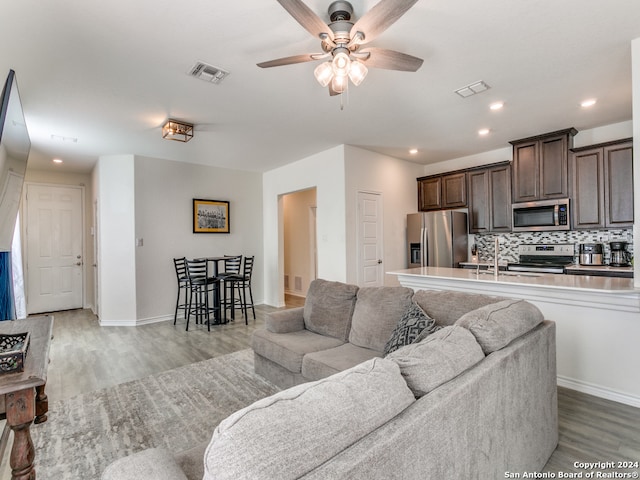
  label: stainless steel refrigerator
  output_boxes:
[407,211,468,268]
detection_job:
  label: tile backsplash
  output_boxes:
[473,229,634,264]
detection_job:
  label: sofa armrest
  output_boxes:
[102,448,188,480]
[265,307,305,333]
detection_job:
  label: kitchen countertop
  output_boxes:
[459,261,634,278]
[389,266,638,294]
[565,264,633,276]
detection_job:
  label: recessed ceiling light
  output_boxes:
[478,128,490,136]
[581,99,597,108]
[489,101,504,110]
[52,158,63,164]
[409,148,418,155]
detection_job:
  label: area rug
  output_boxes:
[31,349,280,480]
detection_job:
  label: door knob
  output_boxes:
[377,259,382,264]
[76,262,82,266]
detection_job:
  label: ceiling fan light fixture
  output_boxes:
[331,74,347,94]
[348,60,368,86]
[314,61,334,87]
[162,120,194,142]
[332,50,351,77]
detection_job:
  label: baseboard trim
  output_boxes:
[99,319,137,327]
[557,375,640,408]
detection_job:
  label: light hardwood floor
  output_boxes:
[1,298,639,478]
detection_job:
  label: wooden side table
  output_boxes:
[0,316,53,480]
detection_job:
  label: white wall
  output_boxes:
[633,38,640,287]
[344,146,424,285]
[263,146,346,307]
[95,155,137,325]
[133,156,263,323]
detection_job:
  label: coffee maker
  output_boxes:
[609,241,631,267]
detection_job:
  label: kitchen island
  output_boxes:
[388,266,640,408]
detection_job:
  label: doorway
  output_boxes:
[282,188,317,300]
[357,191,384,287]
[25,183,84,314]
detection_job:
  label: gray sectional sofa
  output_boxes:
[103,280,558,480]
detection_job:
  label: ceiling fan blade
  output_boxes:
[361,47,423,71]
[257,53,320,68]
[350,0,419,45]
[276,0,334,42]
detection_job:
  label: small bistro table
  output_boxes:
[0,315,53,480]
[194,257,228,324]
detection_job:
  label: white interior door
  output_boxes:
[357,191,383,287]
[26,184,84,313]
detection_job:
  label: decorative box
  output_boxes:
[0,332,30,374]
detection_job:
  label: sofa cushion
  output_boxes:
[456,299,544,354]
[251,328,344,373]
[384,302,441,355]
[102,448,188,480]
[386,326,485,398]
[203,358,415,480]
[413,289,505,326]
[349,286,414,352]
[303,279,359,341]
[302,343,382,381]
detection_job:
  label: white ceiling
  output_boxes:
[2,0,640,174]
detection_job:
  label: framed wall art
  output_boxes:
[193,199,230,234]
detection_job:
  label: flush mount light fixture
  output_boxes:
[52,158,63,164]
[478,128,490,136]
[489,101,504,110]
[162,120,194,142]
[409,148,418,155]
[581,99,597,108]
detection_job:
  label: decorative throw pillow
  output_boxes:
[384,302,440,355]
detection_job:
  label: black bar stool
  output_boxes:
[185,258,220,331]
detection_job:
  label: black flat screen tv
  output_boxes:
[0,69,31,251]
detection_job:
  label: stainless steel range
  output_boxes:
[507,244,575,274]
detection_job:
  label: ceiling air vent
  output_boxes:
[188,62,230,84]
[454,80,490,98]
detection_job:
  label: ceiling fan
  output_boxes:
[258,0,424,95]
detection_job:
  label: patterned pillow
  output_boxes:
[384,302,440,355]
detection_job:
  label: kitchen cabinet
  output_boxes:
[418,172,466,211]
[467,162,512,233]
[510,128,577,203]
[570,138,633,229]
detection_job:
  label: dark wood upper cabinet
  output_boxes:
[467,169,490,233]
[418,172,467,211]
[571,148,604,228]
[489,165,512,231]
[511,128,577,203]
[442,172,467,209]
[605,141,634,227]
[570,138,633,229]
[418,176,442,211]
[467,163,511,233]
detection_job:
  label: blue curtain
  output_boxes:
[0,251,15,321]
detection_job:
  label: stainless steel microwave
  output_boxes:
[512,199,570,232]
